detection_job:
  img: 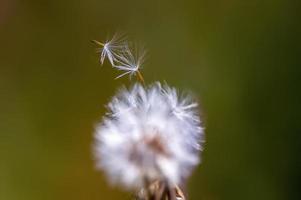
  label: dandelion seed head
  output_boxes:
[94,82,204,189]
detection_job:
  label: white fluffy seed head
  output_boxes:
[94,82,204,190]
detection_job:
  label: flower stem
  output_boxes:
[137,180,185,200]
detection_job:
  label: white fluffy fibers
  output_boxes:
[94,82,204,189]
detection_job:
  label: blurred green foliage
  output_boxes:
[0,0,300,200]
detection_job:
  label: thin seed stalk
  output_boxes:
[91,40,104,46]
[137,70,145,85]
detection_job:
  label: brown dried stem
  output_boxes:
[137,180,186,200]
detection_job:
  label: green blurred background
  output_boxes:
[0,0,300,199]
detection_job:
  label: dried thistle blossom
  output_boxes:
[94,83,204,199]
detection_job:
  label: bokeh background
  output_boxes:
[0,0,300,199]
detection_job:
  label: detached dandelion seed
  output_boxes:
[92,33,127,65]
[113,44,146,84]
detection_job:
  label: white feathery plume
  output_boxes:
[93,34,146,83]
[113,44,146,81]
[92,33,127,65]
[94,82,204,191]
